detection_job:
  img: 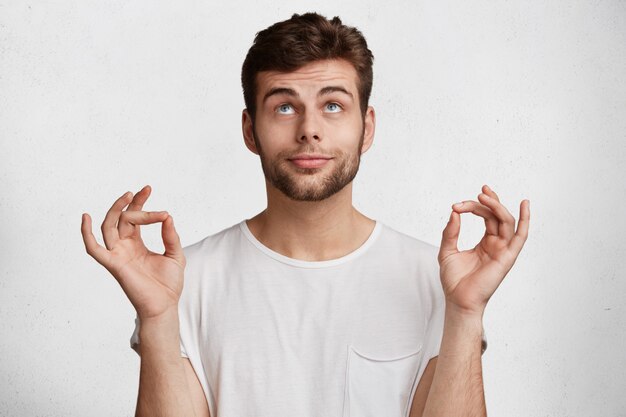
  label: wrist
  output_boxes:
[138,305,179,325]
[138,307,180,345]
[444,303,484,329]
[441,306,485,354]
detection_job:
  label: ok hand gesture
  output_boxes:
[438,185,530,317]
[80,185,186,320]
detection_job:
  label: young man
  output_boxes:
[81,13,530,417]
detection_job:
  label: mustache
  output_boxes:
[278,146,337,159]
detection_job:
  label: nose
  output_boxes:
[297,109,322,143]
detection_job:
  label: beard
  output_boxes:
[253,129,365,202]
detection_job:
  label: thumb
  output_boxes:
[162,215,185,265]
[438,211,460,263]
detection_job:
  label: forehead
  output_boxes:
[256,59,359,97]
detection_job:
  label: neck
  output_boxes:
[246,182,375,262]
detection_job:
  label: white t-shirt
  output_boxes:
[131,220,479,417]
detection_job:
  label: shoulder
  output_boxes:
[376,223,443,299]
[181,221,245,268]
[183,221,242,252]
[376,222,440,264]
[176,221,248,301]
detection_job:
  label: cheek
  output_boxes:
[329,116,364,142]
[254,124,291,157]
[257,112,294,135]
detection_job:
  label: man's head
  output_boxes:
[241,13,376,202]
[241,12,374,121]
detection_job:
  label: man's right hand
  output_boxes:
[80,185,186,321]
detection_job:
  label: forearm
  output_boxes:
[422,306,486,417]
[135,309,196,417]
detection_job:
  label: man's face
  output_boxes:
[242,59,375,202]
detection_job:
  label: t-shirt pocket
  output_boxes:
[343,344,422,417]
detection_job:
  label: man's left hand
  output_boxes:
[438,184,530,317]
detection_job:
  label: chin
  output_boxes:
[278,179,349,202]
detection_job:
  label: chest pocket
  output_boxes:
[343,345,422,417]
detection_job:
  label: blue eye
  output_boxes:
[276,104,295,114]
[325,103,342,113]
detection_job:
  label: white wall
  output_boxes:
[1,1,625,415]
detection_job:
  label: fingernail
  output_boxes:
[453,202,464,208]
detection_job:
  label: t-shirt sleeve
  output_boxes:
[129,315,189,358]
[130,316,140,355]
[481,327,488,354]
[421,277,446,363]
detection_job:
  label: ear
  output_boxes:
[360,106,376,155]
[242,109,260,155]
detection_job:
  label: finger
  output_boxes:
[477,193,516,241]
[101,191,133,249]
[81,213,111,265]
[162,215,185,265]
[127,185,151,211]
[118,210,170,239]
[508,200,530,254]
[438,210,460,264]
[482,184,500,202]
[452,200,499,236]
[119,185,152,238]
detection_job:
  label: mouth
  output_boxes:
[287,154,333,169]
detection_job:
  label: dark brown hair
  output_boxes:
[241,12,374,120]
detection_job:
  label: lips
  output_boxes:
[288,153,333,169]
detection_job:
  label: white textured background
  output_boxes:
[1,1,625,416]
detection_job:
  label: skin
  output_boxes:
[241,59,377,261]
[81,58,530,417]
[81,188,203,417]
[418,188,530,416]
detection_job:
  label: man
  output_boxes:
[81,12,530,417]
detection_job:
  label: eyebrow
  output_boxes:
[319,86,353,100]
[262,87,299,103]
[262,85,354,103]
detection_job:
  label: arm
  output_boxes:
[414,185,530,416]
[183,357,211,417]
[81,186,208,417]
[420,309,486,416]
[409,357,437,417]
[135,310,207,417]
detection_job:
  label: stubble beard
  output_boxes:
[253,128,365,202]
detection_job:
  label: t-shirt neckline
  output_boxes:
[239,219,382,269]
